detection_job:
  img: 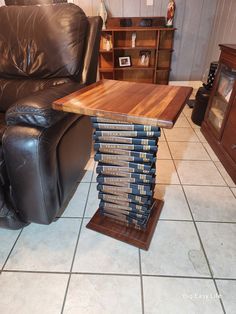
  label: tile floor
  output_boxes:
[1,92,236,314]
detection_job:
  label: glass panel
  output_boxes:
[208,66,236,132]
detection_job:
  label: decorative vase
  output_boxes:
[166,0,176,27]
[99,0,108,30]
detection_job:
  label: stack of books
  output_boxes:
[91,117,161,229]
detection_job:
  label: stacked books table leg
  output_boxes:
[86,117,164,250]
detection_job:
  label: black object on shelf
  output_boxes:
[120,18,132,27]
[203,61,218,90]
[191,87,211,126]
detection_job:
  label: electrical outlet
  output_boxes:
[146,0,153,5]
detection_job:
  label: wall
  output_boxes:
[204,0,236,71]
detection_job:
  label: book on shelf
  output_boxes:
[96,163,156,175]
[98,193,152,207]
[99,200,149,214]
[97,174,154,186]
[94,142,158,153]
[96,167,155,182]
[93,135,158,146]
[97,183,154,196]
[91,117,129,124]
[98,191,152,205]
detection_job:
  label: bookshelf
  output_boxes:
[201,44,236,183]
[99,17,176,85]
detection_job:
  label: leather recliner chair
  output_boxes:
[0,3,102,229]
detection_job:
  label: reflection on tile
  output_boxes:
[0,229,21,269]
[183,105,193,118]
[73,220,139,274]
[62,183,90,217]
[157,141,171,159]
[159,129,166,142]
[216,280,236,314]
[155,185,192,220]
[84,183,99,218]
[194,129,207,143]
[64,274,142,314]
[141,221,210,277]
[5,219,81,272]
[232,188,236,197]
[174,114,191,128]
[169,142,210,160]
[80,158,95,183]
[214,161,236,188]
[197,222,236,278]
[156,160,180,184]
[184,186,236,222]
[164,128,200,142]
[202,142,219,162]
[143,277,223,314]
[175,160,225,185]
[0,272,68,314]
[186,116,201,129]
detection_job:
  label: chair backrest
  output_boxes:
[0,4,88,80]
[4,0,67,5]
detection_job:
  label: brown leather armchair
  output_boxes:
[0,3,102,229]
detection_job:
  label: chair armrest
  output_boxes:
[6,82,84,128]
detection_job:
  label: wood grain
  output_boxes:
[53,79,192,128]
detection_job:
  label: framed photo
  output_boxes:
[138,50,151,67]
[118,56,132,67]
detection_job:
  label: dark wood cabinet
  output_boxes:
[201,44,236,183]
[99,17,175,85]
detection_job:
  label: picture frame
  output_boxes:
[138,50,151,67]
[118,56,132,67]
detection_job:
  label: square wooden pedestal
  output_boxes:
[86,199,164,250]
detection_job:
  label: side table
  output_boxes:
[53,80,192,250]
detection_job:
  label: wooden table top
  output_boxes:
[53,80,192,128]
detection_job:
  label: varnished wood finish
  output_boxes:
[53,80,192,128]
[86,199,164,250]
[201,44,236,183]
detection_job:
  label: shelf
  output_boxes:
[103,27,176,31]
[114,67,155,71]
[100,49,113,53]
[113,46,157,50]
[99,68,113,73]
[156,67,170,71]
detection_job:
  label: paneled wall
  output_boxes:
[1,0,235,80]
[204,0,236,71]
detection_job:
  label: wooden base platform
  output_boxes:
[86,199,164,250]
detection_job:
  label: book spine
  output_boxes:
[93,136,158,146]
[94,153,156,164]
[91,117,129,124]
[94,130,161,138]
[94,142,158,152]
[97,175,154,185]
[93,122,160,132]
[99,201,149,213]
[97,184,153,196]
[98,192,152,206]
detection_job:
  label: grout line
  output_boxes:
[138,249,145,314]
[2,228,24,271]
[2,268,236,281]
[60,161,96,314]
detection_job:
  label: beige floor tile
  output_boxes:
[231,188,236,197]
[175,160,226,185]
[80,158,95,183]
[0,229,21,269]
[183,105,193,118]
[62,183,90,217]
[157,141,172,159]
[0,272,68,314]
[214,161,236,188]
[216,280,236,314]
[159,129,166,142]
[194,128,207,143]
[174,114,191,128]
[141,221,210,277]
[202,142,219,161]
[184,186,236,222]
[197,222,236,278]
[156,160,180,184]
[169,142,210,160]
[73,220,139,274]
[143,277,223,314]
[155,185,192,220]
[5,219,81,272]
[64,275,142,314]
[164,127,200,142]
[186,115,201,129]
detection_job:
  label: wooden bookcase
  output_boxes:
[201,44,236,183]
[99,17,176,85]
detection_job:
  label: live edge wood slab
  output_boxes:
[53,80,192,250]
